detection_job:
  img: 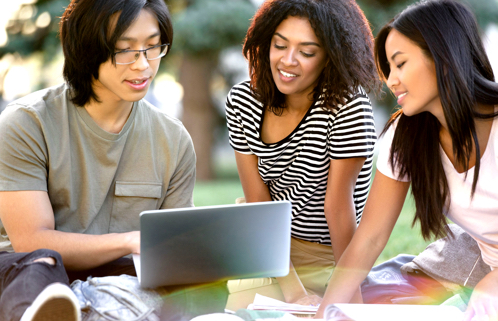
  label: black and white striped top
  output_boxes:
[225,81,376,245]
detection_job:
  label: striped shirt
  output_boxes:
[225,81,376,245]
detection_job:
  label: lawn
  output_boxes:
[193,178,432,265]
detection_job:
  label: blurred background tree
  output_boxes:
[0,0,68,107]
[170,0,255,180]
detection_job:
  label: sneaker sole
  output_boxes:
[31,297,78,321]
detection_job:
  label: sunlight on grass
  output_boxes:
[194,179,244,207]
[376,193,432,264]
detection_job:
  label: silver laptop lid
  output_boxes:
[139,201,291,288]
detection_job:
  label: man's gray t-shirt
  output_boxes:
[0,83,196,252]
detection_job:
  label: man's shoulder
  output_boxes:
[0,84,69,128]
[138,100,184,128]
[7,83,68,111]
[135,100,195,161]
[136,100,191,143]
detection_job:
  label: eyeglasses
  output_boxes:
[114,44,169,65]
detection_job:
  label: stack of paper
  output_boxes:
[325,304,464,321]
[246,295,465,321]
[248,294,320,317]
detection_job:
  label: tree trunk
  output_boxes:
[179,54,217,181]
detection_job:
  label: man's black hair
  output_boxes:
[59,0,173,106]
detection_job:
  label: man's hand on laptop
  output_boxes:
[125,231,140,254]
[292,294,322,307]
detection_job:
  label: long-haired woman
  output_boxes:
[316,0,498,318]
[225,0,380,308]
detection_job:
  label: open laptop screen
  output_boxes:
[137,201,292,288]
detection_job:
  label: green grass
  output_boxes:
[193,179,244,207]
[193,179,432,266]
[376,193,431,264]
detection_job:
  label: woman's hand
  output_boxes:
[276,260,308,303]
[292,294,322,306]
[314,172,409,318]
[464,270,498,321]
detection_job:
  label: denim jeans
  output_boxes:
[0,249,68,321]
[66,256,137,284]
[0,250,137,321]
[0,250,228,321]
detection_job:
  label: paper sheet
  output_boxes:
[248,294,322,319]
[325,303,464,321]
[133,254,141,283]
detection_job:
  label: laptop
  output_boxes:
[134,201,292,288]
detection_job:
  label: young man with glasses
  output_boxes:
[0,0,223,320]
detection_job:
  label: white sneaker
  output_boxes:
[20,282,81,321]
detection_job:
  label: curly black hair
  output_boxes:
[243,0,381,114]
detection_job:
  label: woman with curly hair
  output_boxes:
[224,0,380,308]
[316,0,498,318]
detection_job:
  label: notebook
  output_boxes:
[134,201,292,288]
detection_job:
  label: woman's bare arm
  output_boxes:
[234,151,309,302]
[324,157,367,304]
[315,171,410,317]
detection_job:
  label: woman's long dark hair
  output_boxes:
[375,0,498,240]
[243,0,381,114]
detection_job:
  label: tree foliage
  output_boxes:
[1,0,495,70]
[172,0,255,56]
[0,0,68,63]
[358,0,498,36]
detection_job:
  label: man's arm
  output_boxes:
[0,190,139,271]
[0,107,139,270]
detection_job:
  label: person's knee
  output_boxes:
[33,257,56,265]
[30,249,62,265]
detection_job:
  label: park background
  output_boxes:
[0,0,497,264]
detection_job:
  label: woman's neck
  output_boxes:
[284,93,314,115]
